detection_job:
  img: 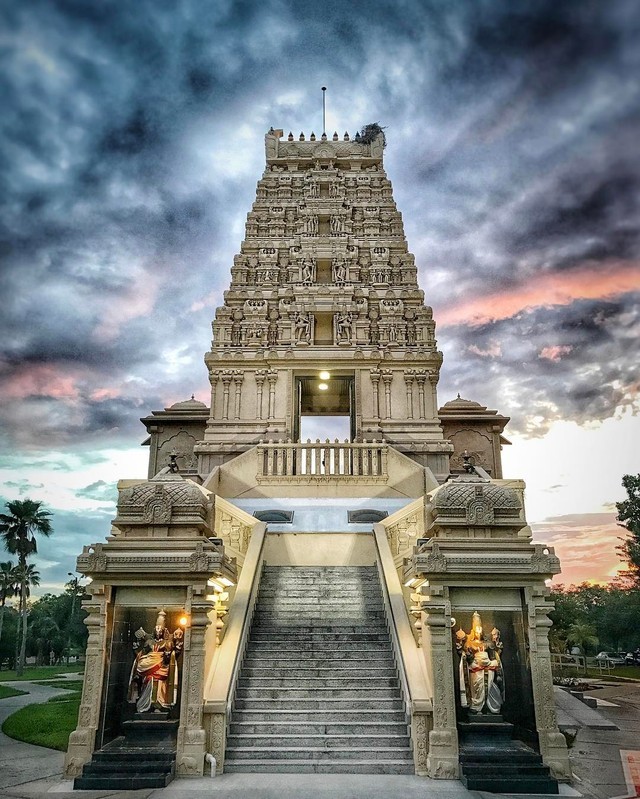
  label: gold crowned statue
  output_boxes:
[455,611,505,714]
[127,610,184,713]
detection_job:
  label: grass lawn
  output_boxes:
[0,684,28,699]
[2,691,81,751]
[0,663,84,682]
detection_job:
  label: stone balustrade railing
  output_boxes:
[257,439,388,480]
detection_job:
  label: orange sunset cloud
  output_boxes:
[437,261,639,327]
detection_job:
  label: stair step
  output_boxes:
[82,760,174,774]
[75,773,174,790]
[462,776,558,793]
[238,677,399,688]
[224,760,415,774]
[243,651,395,662]
[226,747,414,761]
[241,667,398,678]
[227,734,410,748]
[232,710,408,724]
[236,687,400,699]
[230,722,410,736]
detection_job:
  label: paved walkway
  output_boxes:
[0,679,69,795]
[3,675,639,799]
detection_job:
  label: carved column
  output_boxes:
[428,371,438,418]
[232,371,244,420]
[404,370,415,419]
[63,585,111,777]
[255,370,266,421]
[176,588,215,776]
[525,587,572,780]
[209,370,219,420]
[424,587,459,779]
[370,369,381,419]
[267,370,278,420]
[415,371,427,419]
[221,371,233,421]
[381,370,393,420]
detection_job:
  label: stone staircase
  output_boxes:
[225,565,414,774]
[74,712,177,790]
[458,715,559,794]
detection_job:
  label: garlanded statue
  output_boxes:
[127,610,184,713]
[455,611,504,714]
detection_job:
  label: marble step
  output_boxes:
[249,623,388,634]
[225,746,413,762]
[229,721,409,736]
[248,632,390,642]
[233,698,404,711]
[237,676,399,689]
[227,734,411,749]
[223,760,415,774]
[232,710,408,724]
[240,666,398,678]
[242,650,395,662]
[235,686,400,699]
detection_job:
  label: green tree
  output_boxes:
[12,563,41,668]
[0,500,52,675]
[617,474,640,586]
[0,561,18,649]
[567,622,599,674]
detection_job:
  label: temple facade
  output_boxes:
[65,126,571,791]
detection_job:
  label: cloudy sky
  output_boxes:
[1,0,638,593]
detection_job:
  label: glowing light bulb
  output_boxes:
[319,371,331,380]
[179,616,189,627]
[318,383,328,391]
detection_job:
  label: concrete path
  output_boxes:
[0,679,70,795]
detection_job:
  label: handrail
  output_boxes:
[373,523,432,707]
[204,522,266,709]
[257,439,388,479]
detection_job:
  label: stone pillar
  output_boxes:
[370,369,381,419]
[428,371,438,418]
[424,588,459,779]
[63,585,111,777]
[176,588,216,776]
[415,371,427,419]
[526,587,572,780]
[267,370,278,420]
[221,371,233,420]
[404,370,415,419]
[255,370,266,421]
[209,370,219,420]
[232,371,244,420]
[381,370,393,420]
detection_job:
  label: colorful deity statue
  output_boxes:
[127,610,184,713]
[456,611,505,714]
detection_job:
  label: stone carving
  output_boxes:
[127,610,184,713]
[293,311,312,344]
[456,612,504,715]
[334,311,353,344]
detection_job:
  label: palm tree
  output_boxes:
[0,561,19,649]
[12,563,40,670]
[567,622,599,675]
[0,500,52,675]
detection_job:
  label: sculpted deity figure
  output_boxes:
[127,611,184,713]
[301,258,315,284]
[335,311,353,343]
[294,311,311,344]
[333,258,347,283]
[456,612,504,715]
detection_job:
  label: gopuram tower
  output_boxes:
[65,126,571,792]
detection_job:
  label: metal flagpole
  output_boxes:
[322,86,326,136]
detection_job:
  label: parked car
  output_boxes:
[595,651,626,666]
[625,650,640,666]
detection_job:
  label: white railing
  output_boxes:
[257,439,388,479]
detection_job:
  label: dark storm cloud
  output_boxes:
[438,295,639,434]
[0,0,638,454]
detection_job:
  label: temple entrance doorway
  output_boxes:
[294,374,355,475]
